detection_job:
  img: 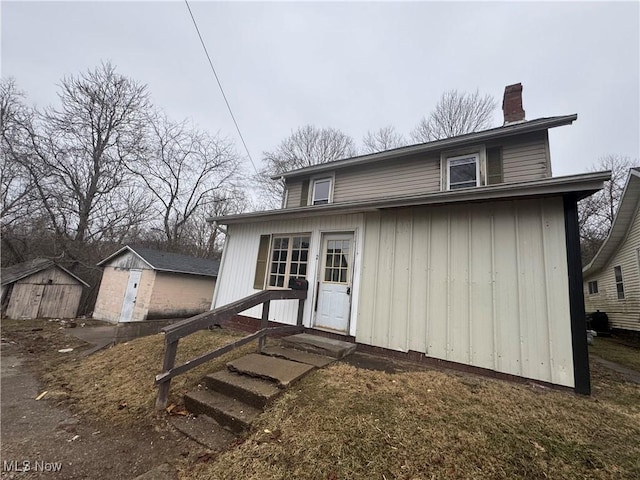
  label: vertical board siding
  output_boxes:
[6,266,85,319]
[214,214,364,334]
[357,196,574,387]
[584,209,640,331]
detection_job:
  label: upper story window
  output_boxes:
[311,178,332,205]
[441,146,502,191]
[614,266,625,299]
[447,154,480,190]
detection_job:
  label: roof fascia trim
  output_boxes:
[96,245,155,270]
[275,115,577,180]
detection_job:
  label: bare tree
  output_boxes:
[258,125,357,208]
[362,125,407,154]
[579,155,635,264]
[18,62,152,243]
[0,79,38,231]
[182,188,249,258]
[411,89,496,143]
[130,112,241,249]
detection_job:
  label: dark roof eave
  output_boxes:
[272,115,577,181]
[211,170,610,225]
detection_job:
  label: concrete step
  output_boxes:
[170,413,236,450]
[184,389,261,434]
[227,353,315,387]
[203,370,282,409]
[281,333,356,359]
[261,346,336,368]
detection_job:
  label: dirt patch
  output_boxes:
[0,319,253,479]
[0,341,198,479]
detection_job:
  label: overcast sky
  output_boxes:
[2,1,639,180]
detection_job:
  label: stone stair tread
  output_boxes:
[281,333,357,359]
[227,353,315,387]
[204,370,281,409]
[184,389,261,433]
[170,413,236,450]
[261,346,335,368]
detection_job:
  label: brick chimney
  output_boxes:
[502,83,525,124]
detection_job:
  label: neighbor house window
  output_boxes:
[614,266,625,299]
[311,178,332,205]
[447,154,480,190]
[587,280,598,295]
[268,235,311,288]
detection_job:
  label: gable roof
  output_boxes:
[97,245,220,278]
[1,258,90,287]
[274,115,577,180]
[583,168,640,277]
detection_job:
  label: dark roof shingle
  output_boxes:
[98,246,220,277]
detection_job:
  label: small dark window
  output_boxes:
[587,280,598,295]
[614,266,625,299]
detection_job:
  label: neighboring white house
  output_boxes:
[210,84,609,394]
[93,246,219,323]
[583,168,640,333]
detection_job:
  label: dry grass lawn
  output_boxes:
[39,326,253,425]
[590,337,640,371]
[4,320,639,479]
[182,361,640,480]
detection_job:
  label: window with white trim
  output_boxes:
[614,266,625,300]
[311,178,332,205]
[587,280,598,295]
[447,154,480,190]
[268,235,311,288]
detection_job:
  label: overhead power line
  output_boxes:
[184,0,259,174]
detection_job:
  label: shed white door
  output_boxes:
[314,233,353,333]
[119,269,142,322]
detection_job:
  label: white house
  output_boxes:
[583,168,640,334]
[210,84,609,394]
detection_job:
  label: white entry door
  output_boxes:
[119,269,142,322]
[314,233,354,333]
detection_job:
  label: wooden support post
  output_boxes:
[258,300,270,352]
[296,298,305,326]
[155,338,179,410]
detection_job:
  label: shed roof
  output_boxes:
[274,115,577,180]
[97,246,220,278]
[211,170,610,225]
[1,258,90,287]
[583,168,640,278]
